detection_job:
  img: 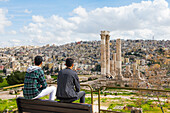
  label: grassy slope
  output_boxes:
[0,79,9,88]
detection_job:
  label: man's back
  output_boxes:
[57,68,80,100]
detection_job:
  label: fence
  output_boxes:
[1,83,170,113]
[0,83,94,104]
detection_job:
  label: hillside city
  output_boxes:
[0,39,169,113]
[0,39,169,76]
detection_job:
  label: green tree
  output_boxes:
[96,64,101,72]
[6,71,26,85]
[54,68,59,73]
[158,48,165,55]
[3,68,6,76]
[0,76,3,83]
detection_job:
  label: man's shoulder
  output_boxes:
[26,66,43,74]
[60,68,76,74]
[34,68,44,74]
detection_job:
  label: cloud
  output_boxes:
[0,8,11,33]
[9,30,17,35]
[24,9,32,14]
[0,0,9,2]
[32,15,45,23]
[20,15,76,45]
[0,39,21,47]
[2,0,170,47]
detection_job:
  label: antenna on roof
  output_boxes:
[152,35,154,40]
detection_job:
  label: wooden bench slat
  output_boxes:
[22,108,53,113]
[21,104,90,113]
[16,97,92,113]
[18,98,91,110]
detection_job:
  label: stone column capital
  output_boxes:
[100,34,106,40]
[106,35,110,40]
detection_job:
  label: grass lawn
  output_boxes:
[102,97,170,113]
[0,79,9,88]
[0,98,17,112]
[51,75,58,80]
[0,70,3,73]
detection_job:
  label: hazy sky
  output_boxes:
[0,0,170,47]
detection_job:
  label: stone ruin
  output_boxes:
[99,31,147,88]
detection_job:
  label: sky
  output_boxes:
[0,0,170,47]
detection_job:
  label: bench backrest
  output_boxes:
[16,97,92,113]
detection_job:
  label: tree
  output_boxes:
[6,71,26,85]
[3,68,6,76]
[96,64,101,72]
[0,76,3,83]
[54,68,59,73]
[158,48,165,55]
[50,67,53,74]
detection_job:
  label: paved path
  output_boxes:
[0,90,23,100]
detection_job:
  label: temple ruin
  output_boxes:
[100,31,146,87]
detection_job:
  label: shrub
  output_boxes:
[0,76,3,83]
[0,79,9,88]
[6,71,26,85]
[141,104,151,111]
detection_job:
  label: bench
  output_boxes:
[16,97,92,113]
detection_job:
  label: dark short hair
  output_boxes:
[66,58,74,67]
[34,56,43,66]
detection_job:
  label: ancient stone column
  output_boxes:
[126,65,131,72]
[110,60,113,75]
[132,63,137,76]
[137,69,140,79]
[106,33,110,76]
[100,31,106,76]
[125,58,129,64]
[113,53,116,72]
[111,53,116,77]
[116,39,123,80]
[125,65,132,78]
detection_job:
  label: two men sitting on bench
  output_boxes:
[23,56,85,103]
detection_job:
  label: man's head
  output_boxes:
[34,56,43,66]
[66,58,74,68]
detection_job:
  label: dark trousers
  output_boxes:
[59,91,85,103]
[77,91,85,103]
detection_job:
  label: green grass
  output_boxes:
[0,98,17,112]
[51,75,58,80]
[107,97,170,113]
[101,98,108,102]
[0,79,9,88]
[0,70,3,73]
[164,88,170,90]
[74,97,91,104]
[0,89,169,112]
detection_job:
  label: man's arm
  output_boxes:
[39,70,47,90]
[74,73,80,92]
